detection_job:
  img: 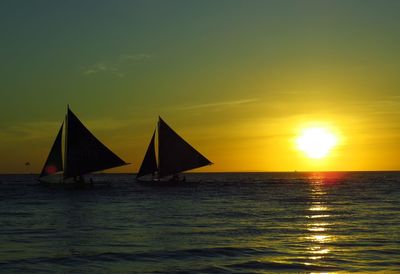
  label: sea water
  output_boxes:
[0,172,399,273]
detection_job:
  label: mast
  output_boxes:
[63,105,69,178]
[157,116,161,169]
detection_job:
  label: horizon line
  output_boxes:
[2,170,400,175]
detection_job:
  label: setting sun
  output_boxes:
[296,127,338,159]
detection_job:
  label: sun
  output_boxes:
[296,127,337,159]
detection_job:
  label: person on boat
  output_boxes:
[74,175,85,184]
[152,171,160,181]
[170,173,179,182]
[170,173,185,182]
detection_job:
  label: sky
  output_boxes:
[1,0,399,173]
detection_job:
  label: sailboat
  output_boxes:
[136,117,212,183]
[38,106,128,185]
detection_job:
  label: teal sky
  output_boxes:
[1,1,400,173]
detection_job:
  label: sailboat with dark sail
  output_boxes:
[38,106,128,185]
[136,117,212,183]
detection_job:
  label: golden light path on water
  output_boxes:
[304,174,337,272]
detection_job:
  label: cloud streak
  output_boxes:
[120,54,154,62]
[81,53,154,76]
[0,118,136,142]
[177,98,259,110]
[82,63,118,75]
[0,121,61,141]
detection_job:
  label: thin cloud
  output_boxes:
[0,121,61,141]
[120,53,154,62]
[277,90,299,95]
[178,98,259,110]
[82,63,118,75]
[0,118,134,142]
[81,53,154,76]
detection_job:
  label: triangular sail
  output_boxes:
[136,130,158,178]
[39,123,64,178]
[158,117,212,177]
[64,108,127,179]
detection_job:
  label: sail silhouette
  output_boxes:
[39,123,63,178]
[38,106,127,183]
[137,131,157,178]
[137,117,212,179]
[64,108,126,179]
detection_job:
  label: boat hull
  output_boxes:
[37,174,95,189]
[37,173,64,184]
[136,178,188,186]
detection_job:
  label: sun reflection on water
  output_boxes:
[311,247,330,254]
[303,175,337,269]
[307,227,326,232]
[307,214,330,219]
[309,206,328,211]
[309,234,331,242]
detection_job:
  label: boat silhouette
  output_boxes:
[38,106,128,185]
[137,117,212,184]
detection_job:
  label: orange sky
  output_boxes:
[1,1,399,173]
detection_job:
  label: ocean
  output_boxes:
[0,172,399,273]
